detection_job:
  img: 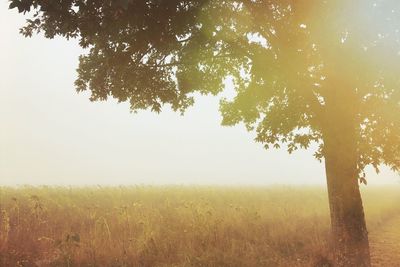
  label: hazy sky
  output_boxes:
[0,2,398,186]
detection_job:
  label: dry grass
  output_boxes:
[0,186,399,267]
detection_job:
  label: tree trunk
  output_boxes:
[325,155,371,266]
[323,123,371,266]
[319,74,372,266]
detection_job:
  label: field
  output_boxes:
[0,186,399,267]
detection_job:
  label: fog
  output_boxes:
[0,2,398,186]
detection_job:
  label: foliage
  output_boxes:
[8,0,400,175]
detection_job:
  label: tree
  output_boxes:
[9,0,400,265]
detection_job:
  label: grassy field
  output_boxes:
[0,186,399,267]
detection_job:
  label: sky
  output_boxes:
[0,2,399,186]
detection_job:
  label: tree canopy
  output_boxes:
[10,0,400,177]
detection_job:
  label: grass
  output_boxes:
[0,186,399,267]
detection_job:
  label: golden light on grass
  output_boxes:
[0,186,399,266]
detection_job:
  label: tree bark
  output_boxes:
[323,111,371,266]
[324,153,371,266]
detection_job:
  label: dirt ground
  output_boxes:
[370,216,400,267]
